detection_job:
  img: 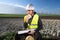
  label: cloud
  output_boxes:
[0,2,26,14]
[39,8,50,14]
[0,2,26,9]
[39,7,60,14]
[51,8,60,14]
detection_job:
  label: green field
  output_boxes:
[0,14,60,17]
[0,14,26,17]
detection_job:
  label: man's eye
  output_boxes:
[28,10,33,11]
[28,10,30,11]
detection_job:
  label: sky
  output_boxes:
[0,0,60,14]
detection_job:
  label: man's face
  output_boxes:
[27,10,34,15]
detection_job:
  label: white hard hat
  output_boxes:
[26,4,35,10]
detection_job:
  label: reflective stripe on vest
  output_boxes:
[28,14,39,29]
[24,16,26,22]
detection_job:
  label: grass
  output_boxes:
[0,13,60,17]
[39,14,60,16]
[0,32,16,40]
[0,14,26,17]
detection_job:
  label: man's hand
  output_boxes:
[28,29,35,35]
[25,14,31,23]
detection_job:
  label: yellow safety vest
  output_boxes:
[24,14,39,29]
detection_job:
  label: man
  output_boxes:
[24,4,43,40]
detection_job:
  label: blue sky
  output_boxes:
[0,0,60,14]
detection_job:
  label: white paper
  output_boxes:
[18,29,35,34]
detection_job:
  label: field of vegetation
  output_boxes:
[0,13,60,40]
[0,14,60,17]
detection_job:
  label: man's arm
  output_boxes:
[35,16,43,32]
[24,16,28,29]
[24,22,28,29]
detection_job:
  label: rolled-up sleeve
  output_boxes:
[24,16,28,29]
[24,22,28,29]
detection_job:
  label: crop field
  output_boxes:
[0,14,26,17]
[0,14,60,17]
[0,13,60,40]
